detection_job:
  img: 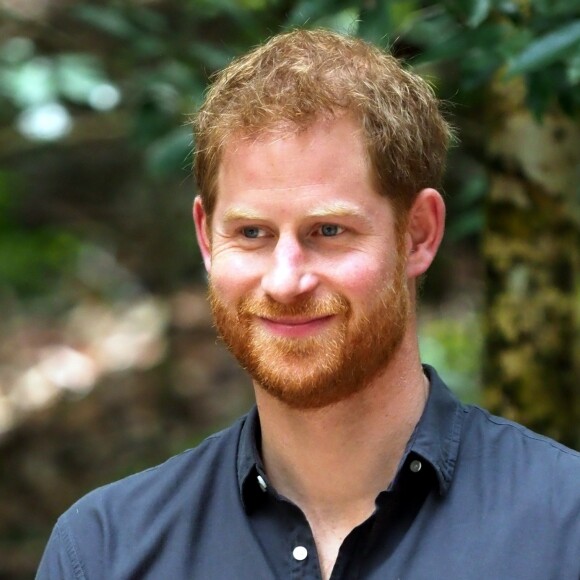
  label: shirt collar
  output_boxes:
[237,365,465,510]
[407,364,465,495]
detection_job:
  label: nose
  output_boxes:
[261,234,318,303]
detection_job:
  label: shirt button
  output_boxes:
[410,459,422,473]
[292,546,308,561]
[256,475,267,492]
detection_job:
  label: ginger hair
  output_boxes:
[193,28,451,221]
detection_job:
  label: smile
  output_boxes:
[259,315,335,338]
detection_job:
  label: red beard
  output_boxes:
[209,252,410,410]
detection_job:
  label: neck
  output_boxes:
[254,331,428,520]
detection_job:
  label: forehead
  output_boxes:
[211,115,397,231]
[216,116,373,198]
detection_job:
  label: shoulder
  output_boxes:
[69,415,245,517]
[59,416,245,552]
[463,403,579,462]
[459,404,580,507]
[37,416,249,578]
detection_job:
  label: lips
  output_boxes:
[238,294,349,339]
[258,314,335,338]
[262,315,333,325]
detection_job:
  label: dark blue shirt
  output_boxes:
[37,366,580,579]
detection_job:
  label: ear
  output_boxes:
[405,188,445,279]
[193,196,212,272]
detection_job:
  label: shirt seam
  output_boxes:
[440,401,464,489]
[468,405,580,458]
[57,520,87,580]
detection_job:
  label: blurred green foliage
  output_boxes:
[0,0,578,392]
[0,171,81,298]
[0,3,578,578]
[420,313,483,402]
[1,0,577,292]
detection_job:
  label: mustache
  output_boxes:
[238,294,349,319]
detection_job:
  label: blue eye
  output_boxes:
[242,226,261,238]
[319,224,343,237]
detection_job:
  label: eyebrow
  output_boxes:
[304,202,368,220]
[222,202,370,223]
[222,208,264,222]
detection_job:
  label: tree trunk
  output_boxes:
[483,79,580,449]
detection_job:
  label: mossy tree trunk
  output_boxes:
[482,80,580,449]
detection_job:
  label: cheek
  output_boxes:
[325,254,392,297]
[210,252,263,298]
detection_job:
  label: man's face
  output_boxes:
[195,115,411,409]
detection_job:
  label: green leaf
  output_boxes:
[524,67,563,119]
[460,47,502,90]
[130,6,169,34]
[401,9,457,51]
[416,22,504,66]
[0,228,80,296]
[453,172,488,210]
[358,1,393,45]
[146,126,193,178]
[448,211,484,240]
[316,8,359,35]
[359,0,427,44]
[443,0,491,27]
[532,0,580,18]
[55,54,107,104]
[72,5,138,39]
[0,36,35,63]
[285,0,354,27]
[188,42,237,72]
[567,52,580,84]
[1,58,57,106]
[507,20,580,76]
[466,0,491,27]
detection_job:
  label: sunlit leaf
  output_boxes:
[1,58,57,107]
[419,314,482,402]
[466,0,491,27]
[567,51,580,84]
[443,0,491,27]
[507,20,580,75]
[55,54,108,104]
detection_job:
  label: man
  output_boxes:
[38,29,579,579]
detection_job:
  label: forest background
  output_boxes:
[0,0,579,577]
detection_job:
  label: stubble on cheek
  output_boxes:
[206,223,411,409]
[207,263,410,410]
[208,284,353,404]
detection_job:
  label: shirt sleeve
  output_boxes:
[36,522,86,580]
